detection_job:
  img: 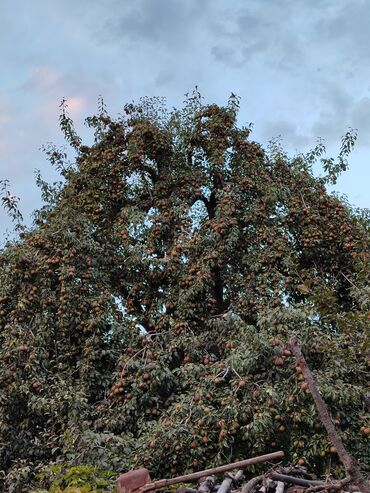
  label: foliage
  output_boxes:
[0,179,23,227]
[0,92,369,492]
[33,464,115,492]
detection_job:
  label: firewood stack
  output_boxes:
[182,465,357,493]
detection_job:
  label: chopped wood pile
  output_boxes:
[182,464,357,493]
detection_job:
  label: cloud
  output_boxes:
[0,112,10,126]
[210,2,306,71]
[315,1,370,64]
[261,120,311,150]
[99,0,210,49]
[211,45,238,67]
[310,90,370,148]
[22,66,61,92]
[1,0,370,241]
[0,95,13,157]
[65,96,86,115]
[350,97,370,147]
[36,95,86,130]
[0,135,11,155]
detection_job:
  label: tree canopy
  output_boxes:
[0,92,369,492]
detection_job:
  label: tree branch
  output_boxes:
[289,337,369,493]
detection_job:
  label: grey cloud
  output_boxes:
[315,1,370,63]
[2,0,370,241]
[235,11,272,38]
[211,46,239,67]
[210,3,306,72]
[310,94,370,149]
[321,84,352,115]
[209,0,370,80]
[155,69,175,88]
[311,112,347,144]
[99,0,209,48]
[308,84,353,144]
[350,97,370,147]
[261,120,311,150]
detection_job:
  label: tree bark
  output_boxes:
[289,337,369,493]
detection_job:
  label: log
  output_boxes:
[217,469,243,493]
[198,476,217,493]
[275,481,285,493]
[290,337,369,493]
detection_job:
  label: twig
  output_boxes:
[231,367,243,380]
[120,347,146,376]
[290,337,370,493]
[184,400,194,426]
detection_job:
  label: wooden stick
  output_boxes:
[141,451,284,491]
[290,337,369,493]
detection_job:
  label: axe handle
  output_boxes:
[141,451,284,492]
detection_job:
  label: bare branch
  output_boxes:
[290,337,369,493]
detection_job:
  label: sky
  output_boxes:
[1,0,370,238]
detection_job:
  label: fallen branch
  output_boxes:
[269,473,325,487]
[290,337,369,493]
[305,476,351,493]
[279,466,315,480]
